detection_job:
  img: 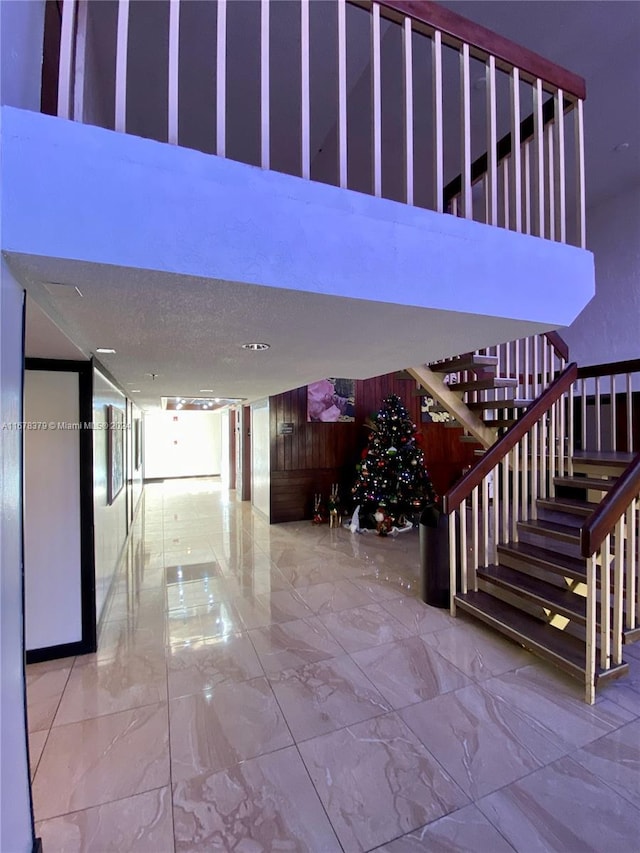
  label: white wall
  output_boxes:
[220,409,230,487]
[565,183,640,366]
[0,260,33,852]
[0,0,45,111]
[144,410,221,479]
[93,368,128,623]
[251,400,270,520]
[24,370,82,650]
[2,106,593,332]
[0,5,44,843]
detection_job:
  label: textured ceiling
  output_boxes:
[18,254,548,409]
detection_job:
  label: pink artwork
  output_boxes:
[307,378,355,422]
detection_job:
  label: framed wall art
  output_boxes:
[107,404,125,504]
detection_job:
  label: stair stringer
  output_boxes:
[407,365,497,448]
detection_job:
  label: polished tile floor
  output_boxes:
[28,479,640,852]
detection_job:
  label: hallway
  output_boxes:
[27,479,640,852]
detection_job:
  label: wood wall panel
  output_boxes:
[269,373,479,523]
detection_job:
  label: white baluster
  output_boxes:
[168,0,180,145]
[260,0,270,170]
[510,67,522,233]
[371,3,381,197]
[486,55,497,226]
[460,43,472,219]
[613,516,624,665]
[403,18,414,206]
[301,0,310,179]
[115,0,130,133]
[554,88,566,242]
[216,0,227,157]
[432,30,444,213]
[337,0,347,188]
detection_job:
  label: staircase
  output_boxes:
[435,352,640,703]
[456,450,636,685]
[406,334,566,453]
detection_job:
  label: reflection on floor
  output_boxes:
[27,479,640,851]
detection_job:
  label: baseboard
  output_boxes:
[26,640,90,665]
[143,474,220,483]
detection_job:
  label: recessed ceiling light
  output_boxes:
[200,389,214,393]
[242,342,270,351]
[214,398,220,403]
[614,142,630,152]
[96,347,116,354]
[130,389,141,393]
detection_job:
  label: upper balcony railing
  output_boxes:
[51,0,586,247]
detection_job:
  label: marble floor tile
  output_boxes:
[276,558,347,588]
[165,561,225,584]
[598,655,640,716]
[348,574,410,602]
[298,712,468,852]
[169,677,293,782]
[53,651,168,725]
[400,684,565,800]
[26,660,73,732]
[351,636,470,708]
[28,730,48,781]
[32,703,170,820]
[381,595,456,635]
[166,577,238,610]
[167,601,245,645]
[376,803,515,852]
[76,619,165,666]
[624,642,640,660]
[570,718,640,808]
[320,604,412,653]
[267,654,391,741]
[482,664,635,750]
[232,588,313,629]
[422,620,534,681]
[476,755,640,853]
[296,579,377,614]
[167,633,263,699]
[36,787,174,853]
[248,616,346,674]
[172,746,341,852]
[220,565,293,596]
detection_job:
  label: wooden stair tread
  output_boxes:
[481,418,517,428]
[518,518,580,543]
[572,450,635,467]
[430,355,498,373]
[447,377,518,393]
[555,475,618,491]
[466,399,532,412]
[454,590,587,678]
[497,541,586,581]
[537,497,599,517]
[478,564,586,623]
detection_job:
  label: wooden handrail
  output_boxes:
[444,362,578,513]
[580,453,640,557]
[371,1,586,99]
[577,359,640,380]
[544,331,569,362]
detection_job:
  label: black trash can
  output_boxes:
[419,503,450,608]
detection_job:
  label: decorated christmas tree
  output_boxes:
[351,394,436,531]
